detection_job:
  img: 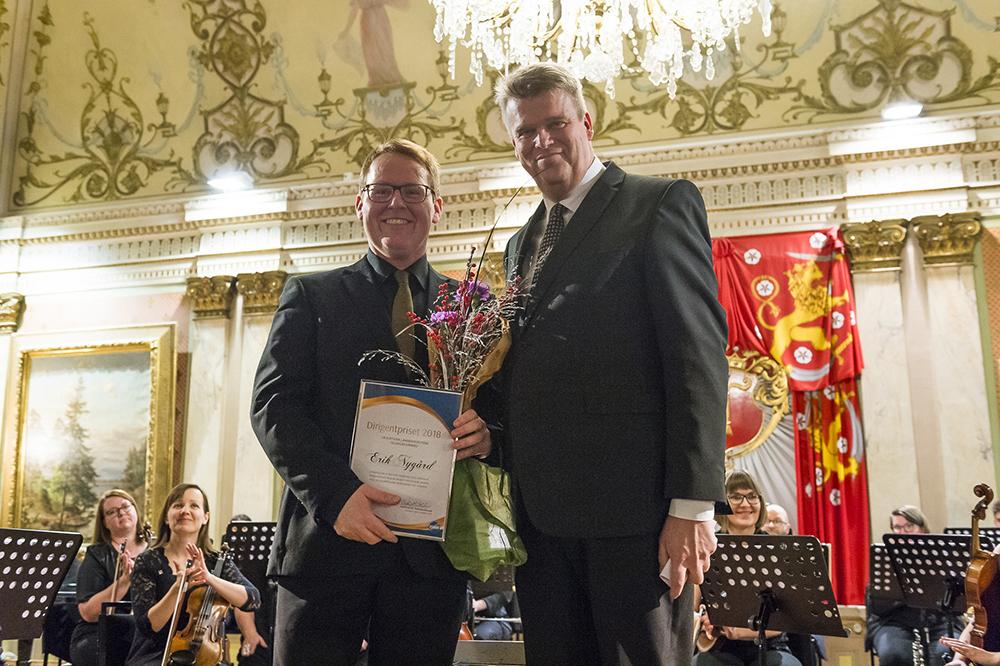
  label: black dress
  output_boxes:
[69,543,135,666]
[126,547,261,666]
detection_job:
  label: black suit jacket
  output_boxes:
[251,257,462,580]
[502,162,729,538]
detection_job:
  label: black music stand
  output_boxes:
[700,535,847,666]
[884,533,970,662]
[223,521,276,656]
[944,526,999,552]
[0,528,82,665]
[869,543,905,606]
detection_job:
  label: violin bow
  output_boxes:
[161,558,194,666]
[108,539,128,608]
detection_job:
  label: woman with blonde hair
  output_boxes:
[70,489,149,666]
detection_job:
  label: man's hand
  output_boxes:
[333,484,400,544]
[658,515,717,600]
[451,409,491,461]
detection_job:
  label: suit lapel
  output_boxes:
[521,163,625,327]
[506,202,546,283]
[341,259,397,353]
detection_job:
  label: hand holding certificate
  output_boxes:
[349,381,461,541]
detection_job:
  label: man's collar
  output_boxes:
[542,156,604,214]
[365,250,429,289]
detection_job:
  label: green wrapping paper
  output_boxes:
[441,458,526,581]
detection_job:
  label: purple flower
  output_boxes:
[459,280,490,302]
[430,310,461,326]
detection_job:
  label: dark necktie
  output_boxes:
[529,203,566,293]
[392,269,415,359]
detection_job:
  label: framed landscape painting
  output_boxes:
[1,324,176,543]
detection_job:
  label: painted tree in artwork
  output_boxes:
[122,444,146,513]
[44,377,98,530]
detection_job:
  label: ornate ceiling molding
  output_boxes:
[185,276,237,319]
[911,212,983,267]
[841,220,909,273]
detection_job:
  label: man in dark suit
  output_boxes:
[494,63,729,664]
[250,138,492,665]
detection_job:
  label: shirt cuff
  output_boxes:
[668,499,715,522]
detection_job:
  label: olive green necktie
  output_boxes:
[392,269,415,359]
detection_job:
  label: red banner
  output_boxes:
[714,229,869,605]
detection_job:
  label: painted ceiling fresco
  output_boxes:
[0,0,998,210]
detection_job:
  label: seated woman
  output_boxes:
[70,489,150,666]
[867,505,962,665]
[126,483,260,666]
[694,470,802,666]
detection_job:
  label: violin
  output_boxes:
[164,544,233,666]
[965,483,1000,650]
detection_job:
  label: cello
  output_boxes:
[965,483,1000,650]
[163,544,234,666]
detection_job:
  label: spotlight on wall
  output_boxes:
[881,88,923,121]
[207,171,254,192]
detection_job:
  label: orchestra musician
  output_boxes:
[70,489,149,666]
[694,471,803,666]
[866,505,963,665]
[125,483,260,666]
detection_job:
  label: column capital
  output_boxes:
[236,271,288,315]
[911,212,983,267]
[0,293,25,333]
[186,276,237,319]
[841,220,909,273]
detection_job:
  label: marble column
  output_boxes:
[227,271,287,526]
[842,221,921,538]
[181,276,236,533]
[910,213,993,527]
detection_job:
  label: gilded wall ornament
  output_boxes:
[621,5,804,136]
[787,0,1000,122]
[187,0,326,182]
[0,0,10,87]
[911,211,982,266]
[185,276,236,319]
[841,219,909,272]
[236,271,287,315]
[314,50,468,168]
[0,293,25,333]
[13,11,190,207]
[725,349,791,466]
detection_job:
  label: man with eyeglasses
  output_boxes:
[252,138,492,665]
[763,504,792,536]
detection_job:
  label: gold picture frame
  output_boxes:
[1,324,176,542]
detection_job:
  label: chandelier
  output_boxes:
[428,0,773,98]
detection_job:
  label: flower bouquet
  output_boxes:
[362,257,527,581]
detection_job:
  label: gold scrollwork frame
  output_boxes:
[1,324,176,535]
[726,350,790,463]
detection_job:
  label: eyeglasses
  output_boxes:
[361,183,434,203]
[728,493,761,506]
[103,504,134,518]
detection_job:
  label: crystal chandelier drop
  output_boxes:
[428,0,772,98]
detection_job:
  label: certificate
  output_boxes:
[349,380,461,541]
